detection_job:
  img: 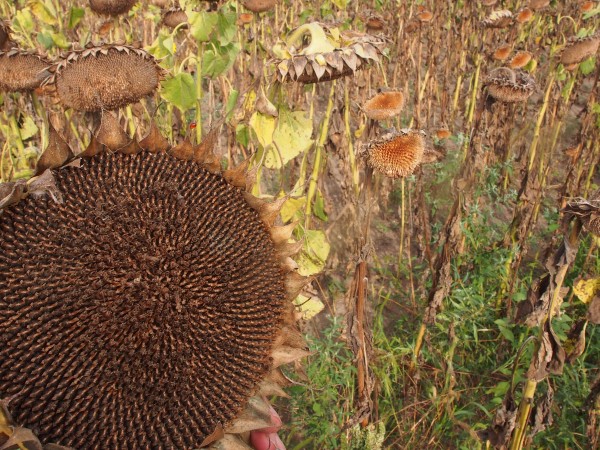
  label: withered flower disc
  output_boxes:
[0,151,285,448]
[365,130,425,178]
[0,50,50,92]
[89,0,136,16]
[53,45,161,111]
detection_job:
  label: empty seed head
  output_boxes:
[365,129,425,178]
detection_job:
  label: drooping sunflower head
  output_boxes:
[560,32,600,66]
[0,126,308,449]
[484,67,536,103]
[47,44,163,112]
[482,10,513,28]
[273,22,386,84]
[363,129,426,178]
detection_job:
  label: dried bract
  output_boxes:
[0,49,50,92]
[364,129,425,178]
[49,44,162,111]
[484,67,536,102]
[561,32,600,65]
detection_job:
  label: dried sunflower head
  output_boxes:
[516,8,534,23]
[363,90,405,121]
[363,129,425,178]
[493,43,512,61]
[273,22,386,84]
[0,49,50,92]
[564,198,600,237]
[47,44,162,111]
[242,0,278,13]
[161,7,188,29]
[482,10,513,28]
[528,0,550,10]
[484,67,536,102]
[509,50,532,68]
[89,0,136,16]
[0,126,308,449]
[560,32,600,66]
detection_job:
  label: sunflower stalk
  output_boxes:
[305,80,336,227]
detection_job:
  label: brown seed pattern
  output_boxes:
[0,50,50,92]
[52,45,161,111]
[365,130,425,178]
[0,151,285,449]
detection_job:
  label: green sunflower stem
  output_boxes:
[344,82,359,195]
[196,43,204,143]
[305,80,336,227]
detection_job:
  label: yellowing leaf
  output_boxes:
[294,294,325,320]
[266,109,313,169]
[31,1,57,25]
[573,277,600,304]
[280,196,306,223]
[249,112,275,149]
[297,230,329,276]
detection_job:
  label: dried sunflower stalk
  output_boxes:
[0,123,310,449]
[272,22,386,84]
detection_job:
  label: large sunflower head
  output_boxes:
[0,124,308,448]
[0,49,50,93]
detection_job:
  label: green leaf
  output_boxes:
[297,230,330,276]
[331,0,349,9]
[188,10,218,42]
[249,112,276,148]
[19,117,38,141]
[50,32,70,49]
[14,9,34,33]
[68,7,85,29]
[494,319,514,344]
[235,123,250,147]
[161,73,196,112]
[580,57,596,76]
[266,109,313,169]
[36,31,54,49]
[202,43,240,78]
[225,89,239,122]
[216,8,237,46]
[314,189,328,221]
